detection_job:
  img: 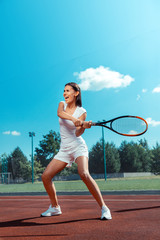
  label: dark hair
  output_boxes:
[65,82,82,107]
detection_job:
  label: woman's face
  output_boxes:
[63,85,79,104]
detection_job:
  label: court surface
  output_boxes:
[0,195,160,240]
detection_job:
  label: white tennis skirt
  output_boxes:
[54,143,88,167]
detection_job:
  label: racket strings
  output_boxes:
[111,117,147,136]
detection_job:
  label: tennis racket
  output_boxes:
[91,115,148,137]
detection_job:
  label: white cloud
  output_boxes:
[128,130,138,135]
[74,66,134,91]
[146,118,160,127]
[142,89,147,93]
[3,131,11,135]
[11,131,21,136]
[2,130,21,136]
[152,86,160,93]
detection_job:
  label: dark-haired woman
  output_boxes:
[41,82,112,220]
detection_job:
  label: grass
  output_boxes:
[0,176,160,193]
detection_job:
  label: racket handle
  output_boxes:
[91,122,97,126]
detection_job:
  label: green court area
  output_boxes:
[0,176,160,193]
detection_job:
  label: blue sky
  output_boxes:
[0,0,160,160]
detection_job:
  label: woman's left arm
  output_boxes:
[75,113,92,137]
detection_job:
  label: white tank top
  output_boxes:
[59,101,87,148]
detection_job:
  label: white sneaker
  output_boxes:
[101,206,112,220]
[41,205,62,217]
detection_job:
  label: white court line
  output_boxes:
[0,198,160,202]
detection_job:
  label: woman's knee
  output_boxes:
[79,171,90,181]
[41,171,52,183]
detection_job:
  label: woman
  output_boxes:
[41,82,112,220]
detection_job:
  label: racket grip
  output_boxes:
[91,122,97,126]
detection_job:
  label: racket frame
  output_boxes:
[91,115,148,137]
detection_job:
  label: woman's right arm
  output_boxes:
[57,102,82,126]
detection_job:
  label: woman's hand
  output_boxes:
[73,118,83,127]
[82,121,92,129]
[75,120,92,137]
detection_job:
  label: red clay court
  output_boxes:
[0,194,160,240]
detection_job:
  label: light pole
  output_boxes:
[102,126,107,181]
[29,132,35,184]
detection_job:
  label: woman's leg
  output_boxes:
[42,159,67,207]
[75,156,105,208]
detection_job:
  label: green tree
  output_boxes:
[0,153,8,173]
[89,141,104,173]
[138,139,152,172]
[139,139,149,150]
[0,153,9,183]
[7,147,31,180]
[151,142,160,175]
[105,142,121,173]
[35,130,60,167]
[89,140,121,174]
[34,156,45,181]
[119,141,139,172]
[119,140,152,172]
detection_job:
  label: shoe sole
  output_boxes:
[101,216,112,220]
[41,212,62,217]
